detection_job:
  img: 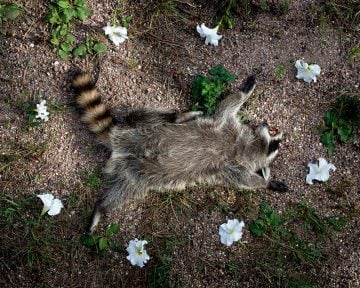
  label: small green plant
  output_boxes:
[322,0,360,29]
[248,202,347,286]
[317,95,360,154]
[191,64,236,115]
[217,0,290,25]
[84,168,102,189]
[0,2,22,26]
[149,235,187,288]
[112,4,132,28]
[47,0,106,60]
[73,36,107,57]
[80,224,123,256]
[347,43,360,61]
[0,195,62,266]
[274,62,292,81]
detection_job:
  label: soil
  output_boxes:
[1,0,359,287]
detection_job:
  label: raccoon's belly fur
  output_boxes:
[106,120,254,190]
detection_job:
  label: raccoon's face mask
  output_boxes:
[256,123,283,179]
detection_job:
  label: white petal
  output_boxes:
[37,194,54,210]
[196,24,204,37]
[310,64,321,75]
[47,198,64,216]
[295,60,304,69]
[126,239,150,267]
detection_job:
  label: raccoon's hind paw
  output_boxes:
[267,180,288,193]
[241,75,256,93]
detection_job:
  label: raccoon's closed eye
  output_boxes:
[268,139,280,155]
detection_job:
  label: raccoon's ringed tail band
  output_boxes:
[73,73,114,144]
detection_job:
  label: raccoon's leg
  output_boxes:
[214,75,256,124]
[87,179,149,234]
[221,164,287,192]
[123,109,202,127]
[221,164,268,190]
[174,111,203,123]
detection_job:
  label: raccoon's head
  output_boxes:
[255,123,283,180]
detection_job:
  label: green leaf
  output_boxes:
[209,64,236,83]
[269,211,282,228]
[85,36,94,48]
[50,35,60,46]
[59,24,69,36]
[337,119,354,143]
[98,237,108,251]
[60,42,73,52]
[62,8,76,22]
[259,203,273,218]
[93,43,107,54]
[121,15,132,28]
[74,0,86,6]
[323,110,337,127]
[80,234,98,247]
[105,223,120,236]
[65,33,75,44]
[224,13,234,29]
[57,0,70,9]
[73,44,87,57]
[58,48,70,60]
[191,75,208,100]
[48,13,61,25]
[249,220,266,237]
[321,130,335,154]
[1,3,22,20]
[75,6,91,21]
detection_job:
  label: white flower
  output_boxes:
[306,158,336,185]
[196,23,222,46]
[295,60,321,83]
[37,193,64,216]
[219,219,245,246]
[35,100,49,121]
[126,239,150,267]
[103,23,128,46]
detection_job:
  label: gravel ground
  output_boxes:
[1,0,359,287]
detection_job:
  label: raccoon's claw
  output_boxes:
[267,180,288,192]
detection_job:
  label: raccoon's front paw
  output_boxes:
[267,180,288,192]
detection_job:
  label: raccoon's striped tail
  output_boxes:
[72,73,115,146]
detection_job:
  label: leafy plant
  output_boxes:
[322,0,360,30]
[191,64,236,115]
[80,224,124,256]
[0,195,63,267]
[112,5,132,28]
[47,0,106,60]
[73,36,107,58]
[149,235,187,288]
[274,62,292,81]
[317,95,360,154]
[0,2,22,26]
[217,0,290,25]
[248,202,347,286]
[84,168,103,190]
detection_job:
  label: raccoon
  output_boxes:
[72,73,287,234]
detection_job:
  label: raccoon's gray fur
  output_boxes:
[72,73,287,234]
